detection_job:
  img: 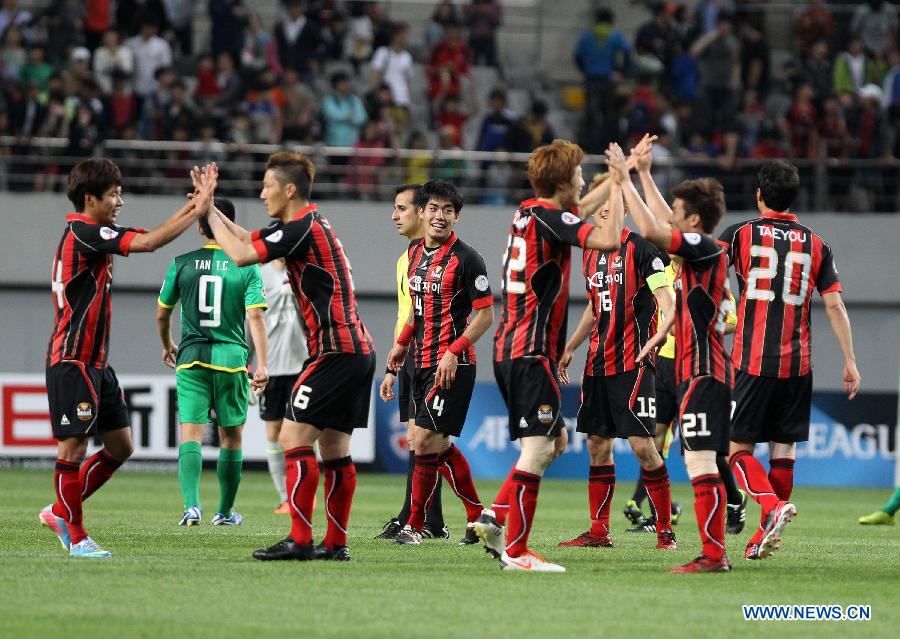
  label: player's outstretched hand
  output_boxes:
[162,342,178,369]
[635,329,666,364]
[387,343,408,372]
[380,371,396,402]
[558,348,574,384]
[605,143,629,183]
[192,163,218,216]
[843,360,861,400]
[435,351,458,389]
[251,366,269,396]
[628,133,656,173]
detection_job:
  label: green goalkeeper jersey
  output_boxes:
[158,243,267,372]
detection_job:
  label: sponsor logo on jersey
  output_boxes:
[610,256,624,272]
[561,212,580,225]
[537,404,554,424]
[60,415,70,425]
[431,265,443,278]
[475,275,490,291]
[519,417,529,429]
[588,272,605,288]
[652,257,665,271]
[266,230,284,243]
[76,402,93,422]
[99,227,119,240]
[599,253,607,265]
[684,233,702,245]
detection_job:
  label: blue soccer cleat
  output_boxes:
[179,506,202,526]
[39,504,71,550]
[69,536,112,559]
[211,511,243,526]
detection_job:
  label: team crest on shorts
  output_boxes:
[537,404,554,424]
[76,402,93,422]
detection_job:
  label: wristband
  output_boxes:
[448,335,471,357]
[385,367,397,376]
[397,323,414,347]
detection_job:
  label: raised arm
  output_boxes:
[190,165,252,243]
[823,291,860,399]
[632,142,675,229]
[608,143,672,250]
[129,200,198,253]
[207,211,260,266]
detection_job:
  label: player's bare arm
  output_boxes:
[435,304,494,390]
[633,139,678,230]
[155,304,177,369]
[579,133,657,219]
[190,164,253,243]
[208,212,260,266]
[636,287,676,363]
[387,306,416,372]
[559,304,593,384]
[609,144,672,250]
[822,291,861,399]
[246,307,269,395]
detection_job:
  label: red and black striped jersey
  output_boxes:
[407,232,493,368]
[494,199,593,364]
[583,228,669,376]
[47,213,144,368]
[719,211,841,378]
[668,230,733,386]
[251,203,373,358]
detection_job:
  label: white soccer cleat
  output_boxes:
[179,506,202,526]
[500,550,566,573]
[473,509,505,559]
[759,501,797,558]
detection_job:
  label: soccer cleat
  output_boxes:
[745,543,761,560]
[313,543,351,561]
[39,504,71,550]
[459,523,479,545]
[472,510,505,559]
[623,499,644,525]
[253,538,314,561]
[670,554,731,573]
[726,490,748,535]
[670,501,683,525]
[656,528,677,550]
[211,511,243,526]
[558,530,613,548]
[858,510,895,525]
[500,550,566,573]
[69,536,112,559]
[627,515,656,533]
[394,524,422,545]
[273,502,291,515]
[374,518,403,540]
[758,501,796,559]
[423,523,450,539]
[178,506,201,526]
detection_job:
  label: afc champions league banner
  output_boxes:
[0,373,376,464]
[374,382,899,488]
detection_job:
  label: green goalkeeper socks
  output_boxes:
[178,441,203,509]
[884,486,900,516]
[217,448,243,516]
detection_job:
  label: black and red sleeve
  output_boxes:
[533,207,594,248]
[816,240,842,295]
[70,222,142,256]
[251,218,312,264]
[669,230,725,271]
[463,249,494,310]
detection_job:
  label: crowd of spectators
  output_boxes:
[574,0,900,211]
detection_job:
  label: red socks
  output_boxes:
[436,444,483,522]
[285,447,319,545]
[588,465,615,536]
[407,453,440,532]
[642,464,672,530]
[768,458,795,501]
[321,456,356,549]
[52,459,88,544]
[80,449,123,501]
[730,450,780,514]
[491,467,517,526]
[691,474,726,561]
[505,470,541,558]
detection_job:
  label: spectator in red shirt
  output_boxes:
[792,0,835,58]
[428,22,471,105]
[435,93,467,147]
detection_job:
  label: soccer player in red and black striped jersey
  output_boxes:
[204,153,376,562]
[556,174,678,552]
[40,159,213,558]
[608,142,734,573]
[719,160,860,561]
[472,139,625,573]
[385,180,495,546]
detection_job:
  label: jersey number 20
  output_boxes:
[746,245,811,306]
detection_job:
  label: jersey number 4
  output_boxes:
[746,245,811,306]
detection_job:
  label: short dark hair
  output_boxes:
[595,8,614,24]
[331,71,350,88]
[200,197,236,238]
[417,179,463,213]
[394,183,420,198]
[671,178,725,233]
[267,151,316,200]
[757,160,799,212]
[67,158,122,211]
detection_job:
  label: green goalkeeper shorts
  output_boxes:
[176,365,249,427]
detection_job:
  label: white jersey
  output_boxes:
[258,262,307,376]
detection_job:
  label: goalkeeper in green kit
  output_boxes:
[156,198,270,526]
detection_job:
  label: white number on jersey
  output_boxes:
[681,412,711,438]
[502,236,527,295]
[293,384,312,410]
[746,245,812,306]
[635,396,656,419]
[432,395,445,417]
[199,274,223,327]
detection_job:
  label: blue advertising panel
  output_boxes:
[374,384,897,487]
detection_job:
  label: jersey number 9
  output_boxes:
[199,275,222,327]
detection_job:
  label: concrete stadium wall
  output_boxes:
[1,194,898,392]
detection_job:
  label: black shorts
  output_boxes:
[577,367,656,439]
[676,376,731,455]
[287,352,376,433]
[494,357,563,440]
[397,352,415,423]
[730,371,812,444]
[46,362,129,439]
[412,364,476,437]
[655,356,677,427]
[259,373,300,422]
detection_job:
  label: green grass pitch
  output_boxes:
[1,468,898,638]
